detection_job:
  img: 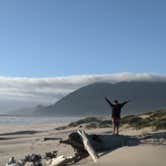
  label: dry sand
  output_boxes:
[0,123,165,166]
[77,145,166,166]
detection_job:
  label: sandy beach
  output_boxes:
[0,122,166,166]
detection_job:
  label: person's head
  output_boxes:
[114,100,119,104]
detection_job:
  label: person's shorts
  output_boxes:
[112,118,120,127]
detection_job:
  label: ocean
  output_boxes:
[0,115,80,125]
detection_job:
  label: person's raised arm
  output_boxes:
[105,97,114,107]
[120,100,130,107]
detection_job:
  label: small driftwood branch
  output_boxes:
[49,155,66,166]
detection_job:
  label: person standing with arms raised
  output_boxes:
[105,97,129,135]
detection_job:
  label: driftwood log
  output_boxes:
[48,155,66,166]
[60,130,102,162]
[77,130,98,162]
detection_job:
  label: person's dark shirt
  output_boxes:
[105,98,128,118]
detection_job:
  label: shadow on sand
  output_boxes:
[92,131,166,157]
[0,130,40,136]
[91,134,140,157]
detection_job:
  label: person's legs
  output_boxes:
[112,118,121,135]
[116,120,120,135]
[112,118,116,135]
[116,126,119,135]
[113,123,116,135]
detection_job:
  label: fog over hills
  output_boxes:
[24,81,166,116]
[1,73,166,116]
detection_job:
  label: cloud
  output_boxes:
[0,72,166,111]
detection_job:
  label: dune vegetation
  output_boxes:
[56,109,166,130]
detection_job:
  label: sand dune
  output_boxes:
[77,145,166,166]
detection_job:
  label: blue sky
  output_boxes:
[0,0,166,77]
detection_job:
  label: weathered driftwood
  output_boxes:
[44,151,57,160]
[24,162,34,166]
[5,157,22,166]
[60,131,102,163]
[6,130,102,166]
[49,155,66,166]
[45,156,77,166]
[43,137,61,141]
[60,132,87,155]
[77,130,98,162]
